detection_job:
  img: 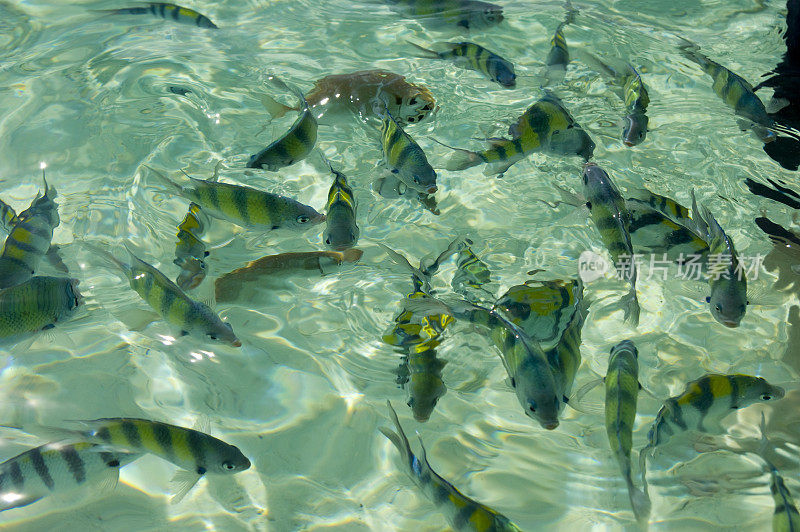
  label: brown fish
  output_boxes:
[261,70,435,124]
[215,249,363,302]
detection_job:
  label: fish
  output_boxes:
[582,163,640,326]
[409,41,516,88]
[214,249,363,303]
[247,77,318,171]
[260,70,435,125]
[0,276,82,338]
[451,239,494,302]
[0,176,59,289]
[639,374,785,487]
[98,3,217,29]
[755,417,800,532]
[680,42,777,143]
[384,0,504,30]
[380,401,523,531]
[544,3,578,85]
[541,285,589,407]
[0,441,140,512]
[173,202,210,290]
[40,417,251,504]
[89,243,241,347]
[691,192,748,328]
[443,91,595,175]
[380,107,438,195]
[321,155,359,251]
[147,166,325,231]
[604,340,651,524]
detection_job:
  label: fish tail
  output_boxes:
[445,146,483,171]
[638,446,651,494]
[143,165,183,194]
[259,94,293,119]
[625,476,652,525]
[621,287,640,326]
[380,401,417,475]
[406,40,441,59]
[341,248,364,263]
[266,74,309,112]
[80,240,130,276]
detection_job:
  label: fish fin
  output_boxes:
[45,245,70,273]
[94,465,123,495]
[192,413,212,435]
[570,378,602,403]
[0,495,43,512]
[380,401,415,472]
[143,164,184,194]
[621,288,640,326]
[415,432,431,470]
[79,240,130,276]
[565,378,604,415]
[170,469,203,504]
[421,236,467,277]
[689,190,709,239]
[638,446,652,494]
[445,147,483,171]
[626,478,652,526]
[373,175,406,199]
[553,183,586,207]
[378,244,428,285]
[258,93,294,119]
[405,40,442,59]
[115,308,161,332]
[400,296,455,318]
[341,249,363,263]
[265,74,308,112]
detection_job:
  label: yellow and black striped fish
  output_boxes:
[100,3,217,29]
[451,239,493,302]
[444,91,594,175]
[410,41,515,88]
[0,276,81,338]
[544,3,577,85]
[621,67,649,146]
[90,243,241,347]
[247,77,318,171]
[380,107,438,195]
[381,402,523,531]
[174,202,210,290]
[148,166,325,231]
[0,177,59,289]
[386,0,503,29]
[582,163,640,325]
[321,155,359,251]
[604,340,650,524]
[0,441,140,512]
[542,284,589,408]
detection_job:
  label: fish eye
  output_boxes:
[297,215,310,224]
[209,334,217,340]
[223,461,236,470]
[528,401,537,413]
[761,393,772,401]
[408,116,416,123]
[325,237,331,245]
[714,304,721,313]
[413,175,421,183]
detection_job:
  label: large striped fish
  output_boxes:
[148,166,325,231]
[247,77,318,171]
[321,155,359,251]
[89,243,241,347]
[98,3,217,29]
[0,276,82,338]
[0,441,140,512]
[380,402,523,531]
[380,107,438,195]
[409,41,516,88]
[0,177,59,289]
[385,0,503,29]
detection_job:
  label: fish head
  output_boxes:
[207,320,242,348]
[622,113,648,146]
[210,444,251,475]
[323,219,360,251]
[610,339,638,359]
[458,1,504,29]
[581,162,608,189]
[409,166,438,195]
[708,283,747,328]
[515,380,560,430]
[496,69,517,88]
[738,376,785,405]
[291,205,327,230]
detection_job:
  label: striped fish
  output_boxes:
[772,466,800,532]
[48,418,250,504]
[409,41,516,88]
[680,43,776,142]
[0,276,81,338]
[444,91,594,175]
[0,177,59,289]
[380,402,523,531]
[451,240,493,302]
[544,3,577,85]
[582,163,640,326]
[604,340,650,524]
[386,0,503,29]
[639,374,784,486]
[174,202,210,290]
[542,285,589,408]
[321,155,359,251]
[621,67,650,146]
[148,166,324,231]
[90,244,241,347]
[626,191,709,262]
[691,193,748,328]
[101,3,217,29]
[247,77,318,171]
[0,441,140,512]
[380,107,438,195]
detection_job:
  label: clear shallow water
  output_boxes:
[0,0,798,530]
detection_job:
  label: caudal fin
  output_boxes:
[446,147,483,171]
[143,165,183,194]
[379,401,416,474]
[259,93,294,119]
[406,40,441,59]
[626,478,652,526]
[622,288,640,326]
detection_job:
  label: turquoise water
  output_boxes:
[0,0,798,530]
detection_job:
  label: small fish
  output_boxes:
[147,166,325,231]
[691,192,748,328]
[167,86,192,96]
[754,417,800,532]
[99,3,217,29]
[42,418,250,504]
[0,276,82,338]
[321,155,359,251]
[0,177,59,289]
[247,77,318,171]
[444,91,594,175]
[544,3,577,85]
[680,42,776,142]
[90,243,241,347]
[214,249,363,303]
[582,163,640,326]
[380,401,523,531]
[174,202,210,290]
[621,67,650,146]
[409,41,516,88]
[261,70,435,125]
[380,107,438,195]
[0,441,140,512]
[451,239,493,302]
[604,340,651,524]
[385,0,504,30]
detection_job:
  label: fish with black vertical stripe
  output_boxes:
[85,242,241,347]
[97,3,217,29]
[408,41,516,88]
[380,401,523,531]
[0,441,140,512]
[379,106,438,195]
